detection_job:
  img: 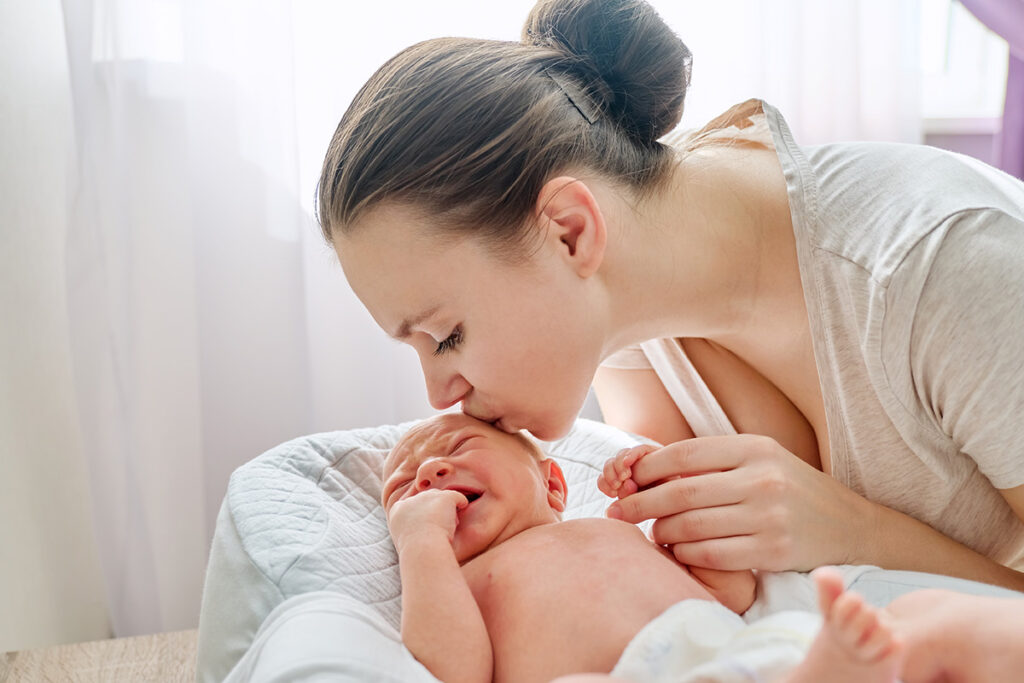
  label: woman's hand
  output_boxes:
[605,434,873,572]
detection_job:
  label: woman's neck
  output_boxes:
[599,144,803,358]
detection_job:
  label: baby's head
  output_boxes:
[381,413,567,563]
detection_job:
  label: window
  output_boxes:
[921,0,1008,134]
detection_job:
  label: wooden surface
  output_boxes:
[1,629,197,683]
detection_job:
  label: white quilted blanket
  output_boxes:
[196,417,650,682]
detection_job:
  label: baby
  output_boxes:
[382,413,1021,683]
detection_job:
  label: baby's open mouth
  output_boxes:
[447,486,482,504]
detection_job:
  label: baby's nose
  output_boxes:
[416,459,452,491]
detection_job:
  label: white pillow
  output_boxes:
[195,418,649,683]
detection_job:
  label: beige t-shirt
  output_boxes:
[604,100,1024,569]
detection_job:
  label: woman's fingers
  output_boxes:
[648,503,750,545]
[607,470,746,522]
[626,435,772,488]
[669,535,763,572]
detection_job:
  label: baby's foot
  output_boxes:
[785,568,903,683]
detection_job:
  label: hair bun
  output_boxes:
[523,0,692,144]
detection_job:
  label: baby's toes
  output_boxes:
[830,592,868,644]
[845,603,881,654]
[857,615,897,663]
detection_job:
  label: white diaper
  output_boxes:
[611,599,820,683]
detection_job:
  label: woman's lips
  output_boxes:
[494,417,518,433]
[461,404,509,430]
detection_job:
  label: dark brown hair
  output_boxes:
[317,0,692,252]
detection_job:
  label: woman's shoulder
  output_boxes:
[788,135,1024,282]
[663,99,772,153]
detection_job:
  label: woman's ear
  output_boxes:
[535,176,607,278]
[541,459,568,512]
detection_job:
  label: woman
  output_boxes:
[317,0,1024,590]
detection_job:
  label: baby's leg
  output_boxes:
[783,568,902,683]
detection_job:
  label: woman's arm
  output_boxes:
[862,498,1024,591]
[1002,484,1024,524]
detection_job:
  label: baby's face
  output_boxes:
[382,413,565,562]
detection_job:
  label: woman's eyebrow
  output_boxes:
[393,305,440,339]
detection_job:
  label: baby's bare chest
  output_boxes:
[461,519,703,682]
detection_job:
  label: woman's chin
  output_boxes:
[524,415,576,442]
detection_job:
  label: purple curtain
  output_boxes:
[959,0,1024,178]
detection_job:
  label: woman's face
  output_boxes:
[336,203,605,441]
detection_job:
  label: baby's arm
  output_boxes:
[388,489,492,683]
[600,444,757,614]
[688,566,756,614]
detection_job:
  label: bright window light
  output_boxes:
[921,0,1008,128]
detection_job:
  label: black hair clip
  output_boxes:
[544,67,598,125]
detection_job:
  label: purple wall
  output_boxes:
[925,131,998,166]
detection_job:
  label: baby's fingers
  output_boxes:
[621,445,650,469]
[616,478,639,498]
[614,445,651,480]
[599,457,623,496]
[600,445,657,497]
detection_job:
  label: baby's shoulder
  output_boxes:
[556,517,648,541]
[512,517,652,557]
[471,518,655,577]
[483,518,648,559]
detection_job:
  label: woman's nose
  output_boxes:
[416,458,452,491]
[422,359,472,410]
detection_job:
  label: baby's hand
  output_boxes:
[387,488,468,552]
[598,444,659,498]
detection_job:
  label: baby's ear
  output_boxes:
[541,459,567,512]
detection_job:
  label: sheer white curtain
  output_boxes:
[657,0,923,143]
[3,0,923,647]
[60,0,313,638]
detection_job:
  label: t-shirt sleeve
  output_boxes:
[600,343,652,370]
[908,208,1024,489]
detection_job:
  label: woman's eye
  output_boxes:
[433,326,463,356]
